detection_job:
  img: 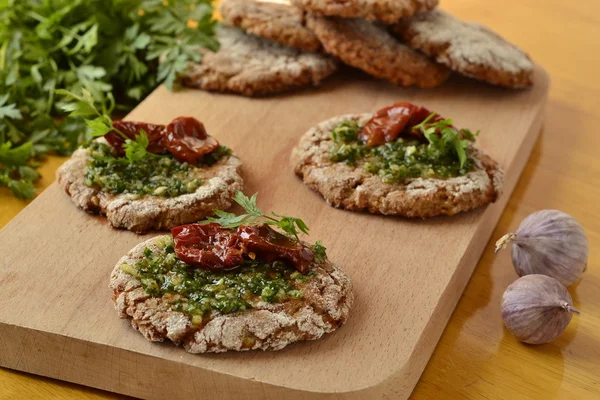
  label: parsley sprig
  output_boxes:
[206,191,310,241]
[412,113,479,168]
[55,89,151,163]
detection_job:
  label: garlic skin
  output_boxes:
[501,274,580,344]
[495,210,588,286]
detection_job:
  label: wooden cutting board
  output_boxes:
[0,66,549,400]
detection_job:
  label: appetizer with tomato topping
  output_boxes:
[109,192,353,353]
[56,115,242,232]
[291,102,504,217]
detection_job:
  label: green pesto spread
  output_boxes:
[328,120,476,184]
[121,237,314,322]
[84,141,231,197]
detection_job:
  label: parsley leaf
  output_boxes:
[0,95,23,120]
[85,116,113,138]
[412,113,479,169]
[55,88,103,118]
[55,88,151,163]
[123,129,150,162]
[205,191,311,242]
[270,212,310,239]
[206,210,250,229]
[0,141,33,166]
[233,191,263,218]
[7,179,37,200]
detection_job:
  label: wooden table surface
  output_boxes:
[1,0,599,398]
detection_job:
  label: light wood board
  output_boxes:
[0,66,549,399]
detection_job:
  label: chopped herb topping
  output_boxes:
[124,237,311,320]
[328,116,478,183]
[84,141,230,197]
[313,240,327,263]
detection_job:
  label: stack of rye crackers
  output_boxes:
[179,0,535,96]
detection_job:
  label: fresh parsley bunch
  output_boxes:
[0,0,218,199]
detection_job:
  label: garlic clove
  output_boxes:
[495,210,588,286]
[501,274,579,344]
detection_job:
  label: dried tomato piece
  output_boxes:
[163,117,219,165]
[238,225,314,273]
[104,121,167,156]
[103,117,220,164]
[171,223,244,270]
[359,102,445,147]
[171,223,315,272]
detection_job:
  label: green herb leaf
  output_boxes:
[0,141,33,166]
[0,95,23,120]
[270,212,309,240]
[86,116,113,138]
[453,137,468,168]
[18,165,40,182]
[413,114,477,169]
[7,179,36,199]
[233,191,263,217]
[56,88,151,162]
[123,129,150,162]
[203,191,314,242]
[206,210,250,229]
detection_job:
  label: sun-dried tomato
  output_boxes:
[163,117,219,165]
[103,116,219,164]
[359,102,445,147]
[171,223,314,272]
[238,225,314,273]
[104,121,167,156]
[171,223,245,270]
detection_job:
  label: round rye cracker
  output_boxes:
[291,0,438,24]
[179,24,337,96]
[306,16,449,88]
[56,141,243,233]
[220,0,322,52]
[291,113,504,218]
[109,235,354,353]
[393,10,534,88]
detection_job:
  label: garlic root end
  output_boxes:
[495,233,517,254]
[564,304,581,314]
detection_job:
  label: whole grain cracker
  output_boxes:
[291,113,504,217]
[220,0,321,52]
[306,16,449,88]
[292,0,437,24]
[56,139,243,233]
[180,24,337,96]
[394,10,534,88]
[109,235,353,353]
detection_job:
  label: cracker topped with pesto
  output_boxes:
[291,102,504,217]
[57,112,243,232]
[109,192,353,353]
